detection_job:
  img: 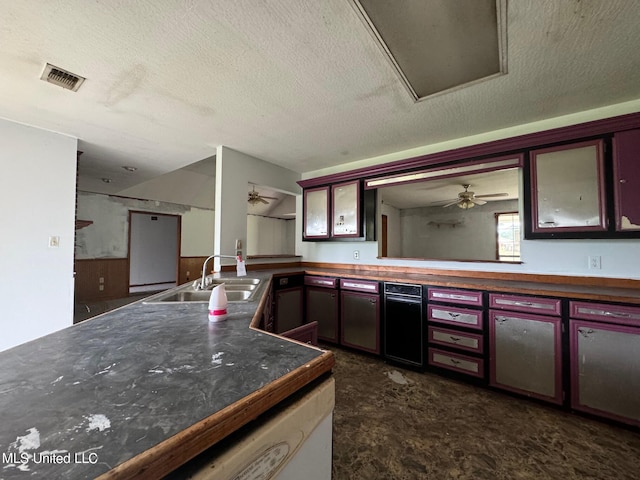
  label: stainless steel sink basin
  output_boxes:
[144,277,262,304]
[205,278,260,286]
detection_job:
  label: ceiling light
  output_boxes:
[101,178,112,183]
[122,166,137,172]
[458,199,475,209]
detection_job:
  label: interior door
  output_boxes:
[129,211,180,294]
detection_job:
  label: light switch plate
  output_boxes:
[48,236,60,248]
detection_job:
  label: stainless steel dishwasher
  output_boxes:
[383,283,425,368]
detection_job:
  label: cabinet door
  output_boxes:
[306,287,339,343]
[570,320,640,426]
[275,287,304,334]
[489,310,563,404]
[282,321,319,347]
[331,180,360,238]
[341,291,380,354]
[303,187,329,239]
[613,128,640,231]
[529,139,607,233]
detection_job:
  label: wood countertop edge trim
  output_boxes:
[299,263,640,298]
[95,351,335,480]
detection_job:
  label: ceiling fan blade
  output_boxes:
[474,193,509,198]
[259,198,269,204]
[473,199,487,205]
[261,196,278,200]
[430,198,459,206]
[442,200,461,208]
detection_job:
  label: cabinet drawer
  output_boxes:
[428,288,483,307]
[489,293,561,316]
[570,301,640,327]
[340,278,379,294]
[428,326,484,354]
[304,276,337,288]
[428,304,483,330]
[428,348,484,378]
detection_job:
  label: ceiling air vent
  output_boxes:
[40,63,85,92]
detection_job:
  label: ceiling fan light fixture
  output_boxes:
[458,199,475,209]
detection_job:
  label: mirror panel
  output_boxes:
[303,187,329,238]
[530,140,606,232]
[332,181,360,237]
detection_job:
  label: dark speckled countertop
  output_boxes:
[0,271,333,480]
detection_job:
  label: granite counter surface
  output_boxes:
[0,271,333,479]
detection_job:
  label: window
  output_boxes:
[496,212,520,261]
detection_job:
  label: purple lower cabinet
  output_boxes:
[489,310,563,405]
[570,319,640,427]
[281,321,319,347]
[341,289,380,355]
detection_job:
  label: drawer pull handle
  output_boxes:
[514,301,534,306]
[450,359,461,365]
[449,336,461,342]
[448,312,460,319]
[603,311,631,318]
[495,316,508,323]
[578,328,594,338]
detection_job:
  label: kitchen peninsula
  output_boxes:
[0,270,334,479]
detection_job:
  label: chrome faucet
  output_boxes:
[199,254,239,290]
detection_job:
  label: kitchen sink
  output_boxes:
[144,277,262,304]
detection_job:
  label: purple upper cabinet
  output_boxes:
[303,186,330,240]
[530,139,607,234]
[331,180,360,238]
[613,129,640,231]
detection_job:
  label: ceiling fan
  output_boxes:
[248,186,277,205]
[432,184,508,209]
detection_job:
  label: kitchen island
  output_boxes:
[0,271,334,479]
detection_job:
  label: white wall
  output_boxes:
[76,192,214,259]
[215,146,300,270]
[299,100,640,280]
[247,215,295,255]
[401,200,518,260]
[0,118,77,352]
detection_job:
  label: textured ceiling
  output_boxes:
[1,1,640,198]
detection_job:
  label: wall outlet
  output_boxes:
[588,255,602,269]
[353,250,360,260]
[99,285,104,291]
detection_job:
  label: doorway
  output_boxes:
[128,211,181,294]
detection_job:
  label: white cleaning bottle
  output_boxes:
[208,283,228,322]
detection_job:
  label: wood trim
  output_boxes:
[75,258,129,302]
[298,111,640,188]
[96,352,335,480]
[300,261,640,290]
[178,256,209,285]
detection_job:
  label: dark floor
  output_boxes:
[326,344,640,480]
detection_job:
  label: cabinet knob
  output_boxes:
[619,179,627,184]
